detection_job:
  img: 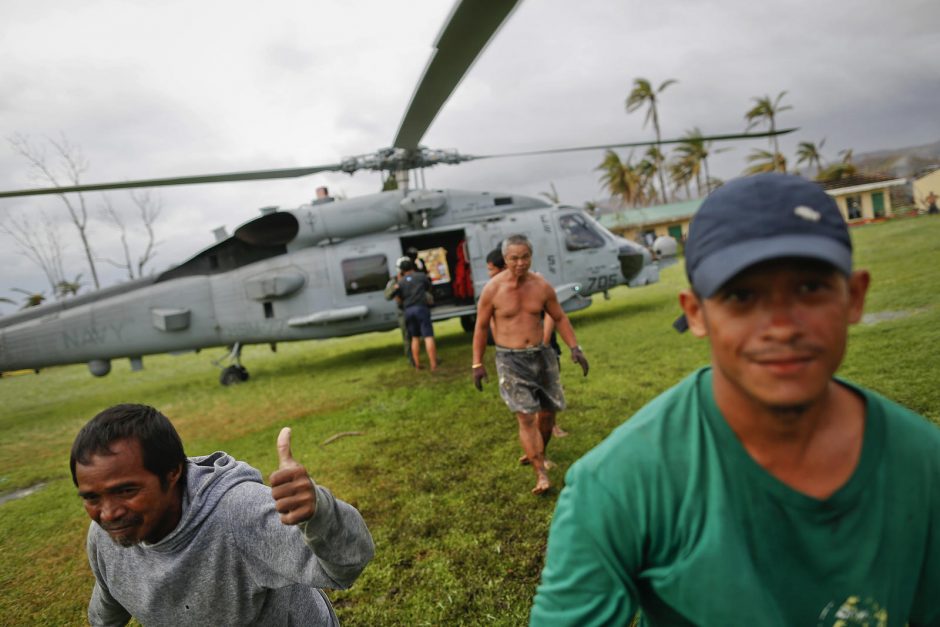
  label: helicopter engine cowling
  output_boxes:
[235,190,414,249]
[288,191,414,248]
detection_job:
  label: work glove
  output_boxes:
[571,346,589,377]
[473,365,488,391]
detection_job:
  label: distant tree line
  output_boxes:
[597,81,859,208]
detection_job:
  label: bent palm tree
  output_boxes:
[11,288,46,309]
[744,149,787,175]
[744,92,792,171]
[674,128,732,196]
[597,150,646,207]
[626,77,678,203]
[636,150,661,205]
[669,157,694,200]
[796,139,826,177]
[817,148,856,182]
[56,274,84,298]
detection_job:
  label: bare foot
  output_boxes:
[532,473,551,495]
[552,425,569,438]
[544,459,556,470]
[519,454,530,465]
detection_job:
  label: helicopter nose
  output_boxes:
[617,244,648,283]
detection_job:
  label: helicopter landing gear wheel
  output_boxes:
[220,365,249,386]
[215,342,249,386]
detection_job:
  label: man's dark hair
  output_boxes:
[398,258,414,272]
[486,247,505,269]
[70,404,187,489]
[406,246,419,259]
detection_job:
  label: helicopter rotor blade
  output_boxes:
[467,128,800,161]
[0,163,344,199]
[392,0,522,151]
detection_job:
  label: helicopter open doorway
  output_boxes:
[399,229,477,323]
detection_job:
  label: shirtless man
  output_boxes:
[472,235,589,494]
[487,247,569,438]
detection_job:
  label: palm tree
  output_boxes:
[626,77,678,203]
[674,127,730,195]
[596,150,646,207]
[744,149,787,175]
[669,156,694,200]
[597,150,631,206]
[636,151,661,205]
[795,139,826,177]
[673,143,703,198]
[744,91,792,172]
[11,288,46,309]
[817,148,857,182]
[56,274,83,299]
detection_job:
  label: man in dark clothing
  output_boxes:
[71,404,374,626]
[391,259,438,371]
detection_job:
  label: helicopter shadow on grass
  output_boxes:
[253,328,462,379]
[571,299,671,331]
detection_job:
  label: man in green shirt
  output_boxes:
[530,173,940,626]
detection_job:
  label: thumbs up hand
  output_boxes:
[269,427,317,525]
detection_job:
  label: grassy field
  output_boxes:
[1,215,938,625]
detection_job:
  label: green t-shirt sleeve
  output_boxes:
[530,461,642,626]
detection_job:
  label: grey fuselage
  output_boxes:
[0,189,654,375]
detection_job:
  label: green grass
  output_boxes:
[1,215,938,625]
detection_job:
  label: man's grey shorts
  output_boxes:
[494,344,566,414]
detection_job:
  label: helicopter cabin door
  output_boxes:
[555,210,616,292]
[398,229,476,319]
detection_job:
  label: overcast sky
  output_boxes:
[1,0,938,303]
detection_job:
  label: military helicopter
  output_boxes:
[0,0,792,385]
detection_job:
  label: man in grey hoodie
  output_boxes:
[70,404,375,626]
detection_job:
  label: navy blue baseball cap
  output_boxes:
[674,173,852,331]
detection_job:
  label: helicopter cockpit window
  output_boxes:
[342,254,388,295]
[559,214,606,251]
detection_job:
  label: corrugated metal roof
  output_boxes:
[818,172,899,189]
[597,199,703,229]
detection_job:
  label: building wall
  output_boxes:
[610,217,692,243]
[829,187,894,222]
[913,170,940,213]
